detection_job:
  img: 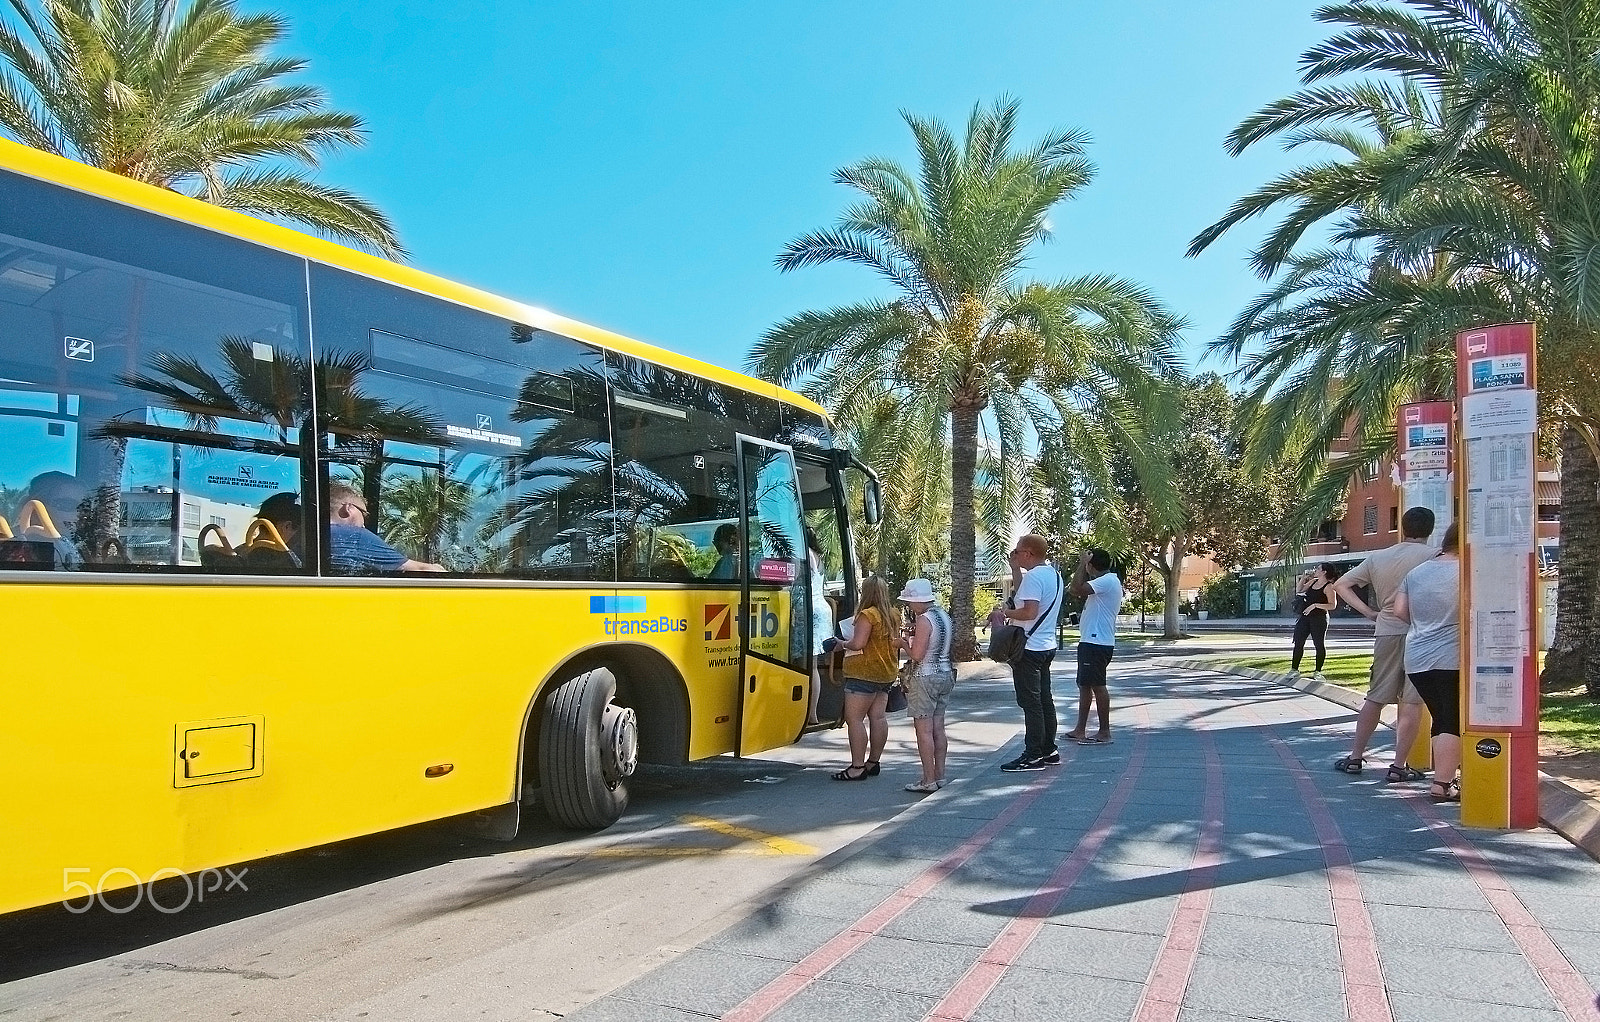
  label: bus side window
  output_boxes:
[309,265,615,580]
[0,171,312,575]
[609,354,788,584]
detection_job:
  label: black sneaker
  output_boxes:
[1001,755,1046,772]
[1041,751,1061,766]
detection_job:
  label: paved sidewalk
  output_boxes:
[564,656,1600,1022]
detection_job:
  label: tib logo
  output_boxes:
[705,604,734,641]
[704,602,780,641]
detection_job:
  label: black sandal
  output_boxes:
[832,764,869,781]
[1429,779,1461,802]
[865,760,881,776]
[1386,764,1425,783]
[1334,756,1364,775]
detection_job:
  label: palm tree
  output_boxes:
[381,468,474,566]
[0,0,402,256]
[1191,80,1467,542]
[1190,0,1600,694]
[834,386,951,584]
[751,98,1182,659]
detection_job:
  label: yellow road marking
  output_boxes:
[590,815,816,858]
[589,846,784,857]
[679,814,816,855]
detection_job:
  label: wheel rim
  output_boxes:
[599,701,638,788]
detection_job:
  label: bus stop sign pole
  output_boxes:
[1396,400,1455,770]
[1455,323,1541,829]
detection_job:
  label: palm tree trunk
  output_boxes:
[949,404,981,661]
[1543,425,1598,693]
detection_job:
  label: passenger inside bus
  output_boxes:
[708,523,741,580]
[326,483,445,574]
[14,471,87,569]
[241,491,304,572]
[257,492,303,554]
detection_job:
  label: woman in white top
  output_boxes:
[1392,523,1462,802]
[896,578,956,793]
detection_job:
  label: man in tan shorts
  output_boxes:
[1329,507,1436,782]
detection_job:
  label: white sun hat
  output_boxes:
[899,578,935,603]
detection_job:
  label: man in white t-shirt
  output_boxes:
[994,534,1065,771]
[1065,548,1124,745]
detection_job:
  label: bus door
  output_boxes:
[735,437,811,755]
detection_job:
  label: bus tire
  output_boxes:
[539,667,637,829]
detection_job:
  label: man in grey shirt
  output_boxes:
[1329,507,1436,781]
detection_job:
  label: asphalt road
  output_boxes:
[0,666,1029,1022]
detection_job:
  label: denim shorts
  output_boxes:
[843,677,893,696]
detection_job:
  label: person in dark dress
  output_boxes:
[1288,562,1339,682]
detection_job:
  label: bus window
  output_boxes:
[0,171,311,573]
[310,266,615,579]
[608,356,784,583]
[743,442,810,671]
[797,458,845,586]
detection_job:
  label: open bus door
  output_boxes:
[735,437,812,755]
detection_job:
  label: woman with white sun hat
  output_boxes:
[896,578,955,793]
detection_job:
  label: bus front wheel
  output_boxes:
[539,667,637,829]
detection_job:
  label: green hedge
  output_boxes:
[1199,572,1244,617]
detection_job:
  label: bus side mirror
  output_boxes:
[864,481,882,526]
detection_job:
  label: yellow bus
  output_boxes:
[0,138,879,916]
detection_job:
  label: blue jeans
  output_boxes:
[1010,648,1058,759]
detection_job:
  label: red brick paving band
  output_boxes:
[924,704,1153,1021]
[719,747,1079,1022]
[1261,724,1395,1022]
[1408,797,1598,1021]
[1131,730,1223,1022]
[728,675,1598,1022]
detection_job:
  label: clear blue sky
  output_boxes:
[270,1,1330,376]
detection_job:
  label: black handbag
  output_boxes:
[885,682,908,713]
[986,623,1028,662]
[988,569,1063,662]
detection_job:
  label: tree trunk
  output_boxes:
[948,404,981,662]
[81,434,126,560]
[1543,425,1599,693]
[1161,534,1187,639]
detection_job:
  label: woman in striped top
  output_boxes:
[898,578,955,793]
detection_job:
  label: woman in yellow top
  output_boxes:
[832,576,901,780]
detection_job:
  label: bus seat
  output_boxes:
[0,501,68,569]
[239,518,301,571]
[198,523,239,571]
[15,499,61,540]
[243,519,290,552]
[0,515,11,540]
